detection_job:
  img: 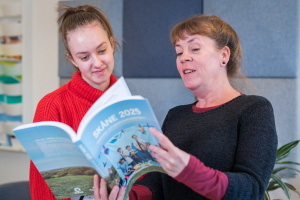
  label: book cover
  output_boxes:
[13,77,165,199]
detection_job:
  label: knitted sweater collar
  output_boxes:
[67,71,118,103]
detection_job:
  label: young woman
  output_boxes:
[29,4,128,200]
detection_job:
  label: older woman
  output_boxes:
[129,15,278,200]
[96,14,278,200]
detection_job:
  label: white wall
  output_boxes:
[26,0,60,122]
[0,0,59,185]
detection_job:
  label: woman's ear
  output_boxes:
[110,37,115,52]
[67,54,78,68]
[221,46,230,66]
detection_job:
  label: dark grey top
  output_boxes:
[136,94,278,200]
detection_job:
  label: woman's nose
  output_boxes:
[93,55,103,67]
[180,52,192,62]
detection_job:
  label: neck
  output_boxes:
[193,79,240,108]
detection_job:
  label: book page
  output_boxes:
[13,122,96,199]
[81,76,132,124]
[13,121,78,142]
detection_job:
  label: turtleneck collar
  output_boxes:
[67,71,117,103]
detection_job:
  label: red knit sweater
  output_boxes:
[30,72,117,200]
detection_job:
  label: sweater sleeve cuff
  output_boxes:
[175,154,195,182]
[174,154,229,200]
[128,184,152,200]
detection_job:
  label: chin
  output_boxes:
[183,81,194,89]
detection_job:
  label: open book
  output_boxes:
[13,77,165,200]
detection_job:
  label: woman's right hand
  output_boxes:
[149,127,190,178]
[94,174,128,200]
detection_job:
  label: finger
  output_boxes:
[94,174,101,199]
[149,144,170,161]
[151,147,187,178]
[150,146,175,166]
[116,186,126,200]
[152,153,169,168]
[149,127,175,151]
[100,178,108,199]
[109,185,120,200]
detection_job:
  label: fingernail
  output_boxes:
[114,185,119,190]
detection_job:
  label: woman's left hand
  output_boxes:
[149,127,190,177]
[94,175,128,200]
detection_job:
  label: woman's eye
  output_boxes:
[98,49,106,54]
[176,52,183,57]
[192,48,200,52]
[81,55,89,61]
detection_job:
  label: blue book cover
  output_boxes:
[13,94,165,199]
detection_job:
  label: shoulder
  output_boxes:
[33,85,69,122]
[214,94,276,121]
[239,94,271,104]
[235,95,276,126]
[37,85,69,107]
[236,94,274,111]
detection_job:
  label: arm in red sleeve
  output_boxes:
[174,155,228,200]
[30,161,70,200]
[128,184,152,200]
[30,100,70,200]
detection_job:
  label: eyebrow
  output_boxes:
[75,42,107,55]
[187,38,196,43]
[175,37,197,47]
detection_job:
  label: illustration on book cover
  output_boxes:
[98,122,162,188]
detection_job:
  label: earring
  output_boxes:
[222,61,226,65]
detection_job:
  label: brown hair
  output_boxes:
[170,15,243,79]
[57,3,119,57]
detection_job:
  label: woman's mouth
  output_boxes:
[93,68,105,74]
[184,69,195,74]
